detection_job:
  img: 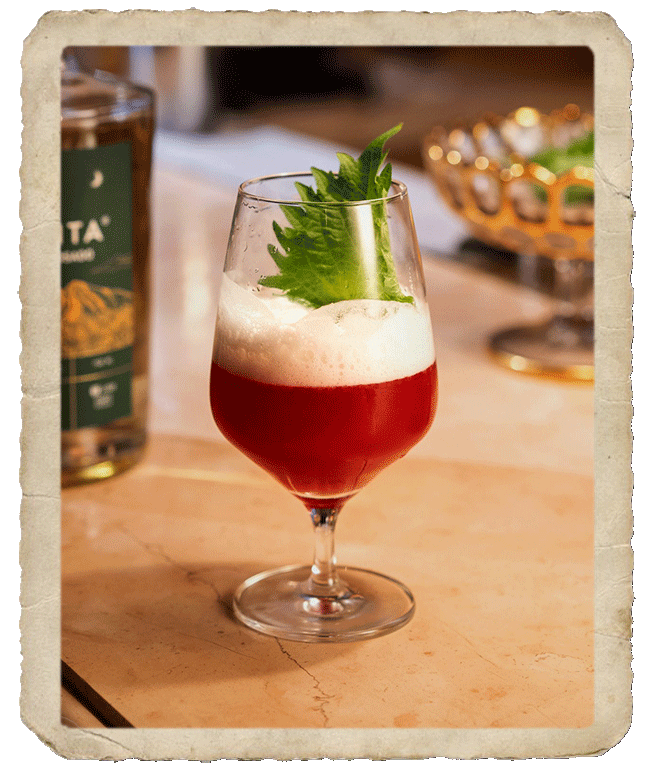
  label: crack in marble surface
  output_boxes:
[274,638,334,727]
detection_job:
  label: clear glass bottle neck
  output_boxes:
[61,50,153,125]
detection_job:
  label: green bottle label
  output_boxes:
[61,142,134,430]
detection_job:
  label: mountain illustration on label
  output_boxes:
[61,279,134,359]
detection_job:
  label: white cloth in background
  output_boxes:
[153,126,469,256]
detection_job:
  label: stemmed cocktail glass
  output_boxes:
[210,155,437,642]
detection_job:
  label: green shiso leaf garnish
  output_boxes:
[258,124,413,308]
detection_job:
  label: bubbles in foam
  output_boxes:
[214,275,435,387]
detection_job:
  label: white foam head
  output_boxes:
[214,275,435,387]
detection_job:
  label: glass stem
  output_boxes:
[309,507,341,593]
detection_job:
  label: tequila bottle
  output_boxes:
[60,54,154,486]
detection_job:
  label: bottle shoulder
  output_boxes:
[61,66,153,125]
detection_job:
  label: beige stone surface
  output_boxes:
[46,146,600,743]
[62,433,593,729]
[59,159,595,731]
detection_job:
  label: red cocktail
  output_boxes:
[211,136,437,641]
[210,362,437,509]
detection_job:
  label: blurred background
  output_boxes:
[71,45,593,167]
[68,45,594,291]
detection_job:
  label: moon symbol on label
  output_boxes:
[90,170,103,188]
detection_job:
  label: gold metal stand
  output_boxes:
[423,105,595,384]
[489,316,593,382]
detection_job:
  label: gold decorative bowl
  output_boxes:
[422,105,595,381]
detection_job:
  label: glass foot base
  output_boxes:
[233,564,415,643]
[488,316,594,382]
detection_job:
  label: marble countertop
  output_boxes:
[61,135,594,730]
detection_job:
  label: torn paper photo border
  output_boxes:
[19,9,632,760]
